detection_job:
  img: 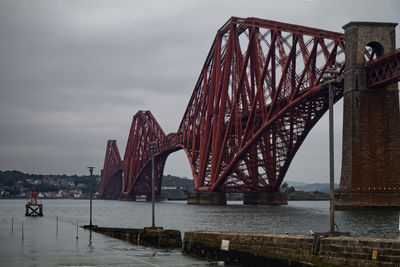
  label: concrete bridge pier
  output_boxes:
[119,193,136,201]
[187,192,227,205]
[145,194,163,202]
[243,192,288,205]
[336,22,400,208]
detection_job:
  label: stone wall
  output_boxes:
[243,192,288,205]
[338,21,400,208]
[84,226,182,248]
[182,231,400,266]
[187,192,227,205]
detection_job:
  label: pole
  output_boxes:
[329,79,335,233]
[88,167,94,228]
[22,220,24,240]
[152,148,155,228]
[76,220,79,240]
[150,141,156,228]
[12,216,13,233]
[323,66,340,234]
[398,212,400,231]
[56,216,58,236]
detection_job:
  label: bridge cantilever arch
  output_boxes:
[99,17,400,207]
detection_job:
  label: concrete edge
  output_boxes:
[83,225,182,248]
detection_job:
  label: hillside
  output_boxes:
[161,174,195,191]
[0,170,98,198]
[0,170,334,200]
[286,181,339,193]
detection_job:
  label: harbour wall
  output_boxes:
[182,231,400,266]
[84,226,182,248]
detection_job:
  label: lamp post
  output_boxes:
[87,166,95,228]
[322,66,340,233]
[149,141,156,228]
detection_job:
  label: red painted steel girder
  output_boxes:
[125,132,184,196]
[99,140,123,198]
[126,153,171,196]
[122,110,169,195]
[178,17,346,192]
[365,48,400,88]
[101,112,182,197]
[100,17,400,197]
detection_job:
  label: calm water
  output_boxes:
[1,199,399,266]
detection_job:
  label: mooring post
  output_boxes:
[76,220,78,240]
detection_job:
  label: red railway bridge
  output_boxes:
[99,17,400,206]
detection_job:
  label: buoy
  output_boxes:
[25,190,43,216]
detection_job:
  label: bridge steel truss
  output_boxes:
[365,48,400,88]
[100,17,399,198]
[178,17,345,193]
[99,140,123,198]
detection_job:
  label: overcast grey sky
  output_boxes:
[0,0,399,183]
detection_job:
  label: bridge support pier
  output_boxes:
[335,191,400,209]
[336,22,400,208]
[145,194,163,202]
[119,193,136,201]
[243,192,288,205]
[187,192,226,205]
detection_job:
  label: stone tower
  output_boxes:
[335,22,400,208]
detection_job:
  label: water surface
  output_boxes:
[1,199,399,266]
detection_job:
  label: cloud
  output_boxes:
[0,0,399,183]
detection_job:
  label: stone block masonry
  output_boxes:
[337,21,400,208]
[83,226,182,248]
[243,192,288,205]
[187,192,227,205]
[182,231,400,266]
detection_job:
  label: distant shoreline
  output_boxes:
[0,197,329,201]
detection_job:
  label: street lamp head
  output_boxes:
[324,65,340,76]
[149,141,157,151]
[322,66,341,84]
[87,167,95,174]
